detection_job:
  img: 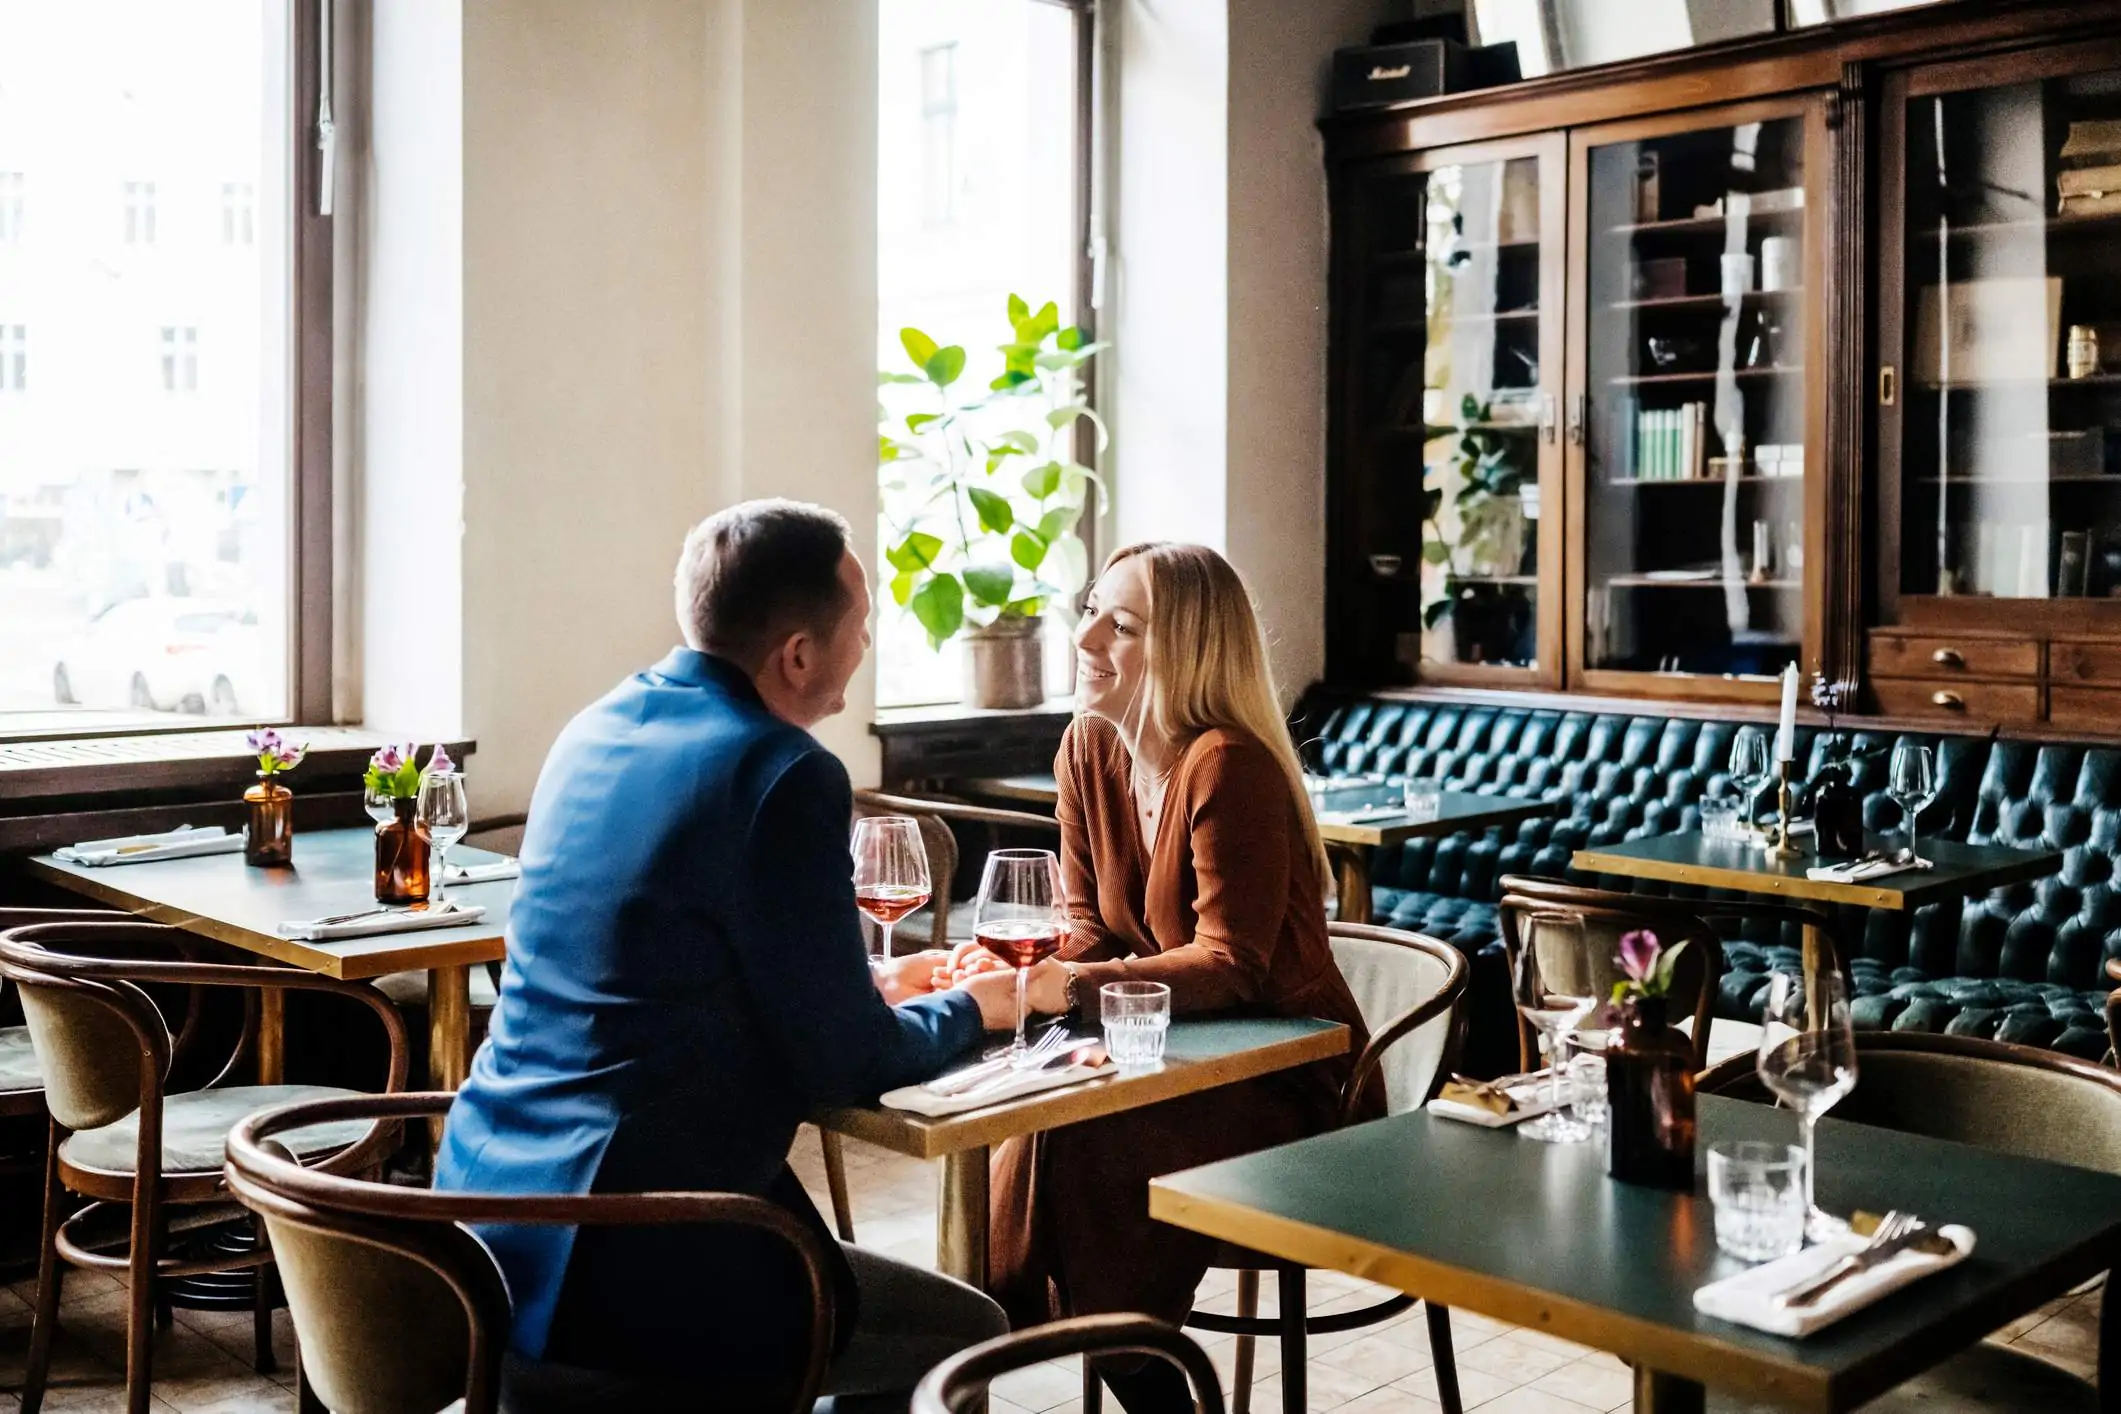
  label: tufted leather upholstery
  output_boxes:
[1295,692,2121,1062]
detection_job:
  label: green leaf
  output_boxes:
[963,562,1017,608]
[1008,293,1030,326]
[1057,325,1084,351]
[1650,940,1687,997]
[394,758,421,797]
[1037,507,1076,542]
[924,345,966,387]
[900,327,939,369]
[910,574,964,645]
[1422,540,1451,565]
[879,435,908,463]
[1034,351,1077,371]
[1459,392,1480,422]
[1046,402,1088,431]
[1423,598,1453,629]
[889,570,917,606]
[1028,301,1060,341]
[1022,461,1063,499]
[885,530,943,573]
[878,370,926,385]
[906,412,941,433]
[967,486,1014,534]
[1002,595,1045,617]
[1010,529,1049,571]
[989,369,1037,392]
[997,430,1039,454]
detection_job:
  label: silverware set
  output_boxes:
[1770,1210,1932,1308]
[926,1026,1085,1097]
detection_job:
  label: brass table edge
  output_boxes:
[1568,847,1911,911]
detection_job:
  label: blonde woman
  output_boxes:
[980,542,1381,1414]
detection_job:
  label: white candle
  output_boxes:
[1775,664,1798,762]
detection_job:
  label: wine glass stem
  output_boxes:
[1801,1110,1819,1217]
[1013,966,1030,1059]
[433,846,447,903]
[1548,1030,1567,1114]
[878,920,894,963]
[1907,810,1918,864]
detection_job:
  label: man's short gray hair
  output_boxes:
[673,499,855,670]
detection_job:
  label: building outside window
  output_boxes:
[0,3,320,733]
[877,0,1091,708]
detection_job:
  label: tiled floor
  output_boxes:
[0,1130,2099,1412]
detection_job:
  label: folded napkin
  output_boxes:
[445,859,521,885]
[55,826,245,867]
[278,902,487,942]
[1694,1226,1976,1337]
[1427,1076,1564,1128]
[1322,807,1406,825]
[880,1059,1116,1117]
[1806,856,1922,885]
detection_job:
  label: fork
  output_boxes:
[927,1025,1073,1095]
[1765,1210,1912,1305]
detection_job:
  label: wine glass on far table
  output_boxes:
[1729,727,1771,839]
[363,781,395,827]
[974,848,1066,1066]
[1888,741,1939,868]
[1756,970,1858,1240]
[416,771,471,904]
[1511,910,1598,1143]
[850,816,932,963]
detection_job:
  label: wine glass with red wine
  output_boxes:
[974,848,1066,1066]
[851,816,932,963]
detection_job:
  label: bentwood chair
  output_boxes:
[1085,923,1469,1414]
[1701,1031,2120,1412]
[0,909,142,1131]
[0,919,408,1414]
[226,1091,836,1414]
[921,1314,1225,1414]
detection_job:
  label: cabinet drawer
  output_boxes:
[2048,686,2121,733]
[1869,632,2040,680]
[1871,677,2041,723]
[2050,639,2121,687]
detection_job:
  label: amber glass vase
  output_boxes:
[374,797,431,904]
[1605,995,1697,1190]
[242,776,293,867]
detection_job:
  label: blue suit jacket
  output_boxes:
[434,648,981,1360]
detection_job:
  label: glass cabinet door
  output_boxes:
[1337,138,1563,686]
[1887,59,2121,606]
[1570,104,1819,690]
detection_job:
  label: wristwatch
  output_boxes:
[1061,962,1085,1019]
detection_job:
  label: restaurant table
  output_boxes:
[1571,831,2065,995]
[816,1015,1346,1290]
[1149,1095,2121,1413]
[956,773,1555,925]
[26,827,512,1095]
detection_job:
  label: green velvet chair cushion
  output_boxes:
[0,1025,41,1093]
[61,1084,374,1177]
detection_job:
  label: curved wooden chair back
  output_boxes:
[918,1314,1224,1414]
[0,909,154,1116]
[1326,923,1468,1119]
[227,1092,836,1414]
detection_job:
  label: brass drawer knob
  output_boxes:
[1930,648,1964,668]
[1931,690,1965,710]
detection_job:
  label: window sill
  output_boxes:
[871,697,1075,733]
[870,700,1073,788]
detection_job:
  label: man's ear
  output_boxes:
[778,629,815,683]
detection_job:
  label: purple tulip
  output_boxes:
[427,743,455,775]
[247,727,281,755]
[271,742,307,771]
[371,744,405,774]
[1617,929,1661,984]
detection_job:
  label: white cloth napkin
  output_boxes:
[277,902,487,942]
[445,859,520,885]
[1323,807,1407,825]
[880,1060,1116,1117]
[1806,856,1922,884]
[1693,1226,1976,1337]
[56,826,245,867]
[1427,1078,1565,1128]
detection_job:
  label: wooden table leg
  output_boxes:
[1332,846,1373,926]
[427,965,472,1148]
[257,988,285,1085]
[1633,1367,1705,1413]
[936,1146,990,1289]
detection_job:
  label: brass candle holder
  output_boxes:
[1766,759,1804,859]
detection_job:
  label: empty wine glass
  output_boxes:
[851,816,932,962]
[1756,971,1858,1240]
[1729,727,1771,838]
[1888,741,1938,867]
[416,771,471,904]
[974,849,1066,1066]
[362,781,395,826]
[1511,910,1598,1143]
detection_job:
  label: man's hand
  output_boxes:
[956,959,1067,1032]
[935,938,1011,989]
[874,950,951,1006]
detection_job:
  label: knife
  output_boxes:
[1778,1224,1935,1308]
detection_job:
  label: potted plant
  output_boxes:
[364,743,433,904]
[879,294,1104,709]
[241,728,306,867]
[1421,394,1534,664]
[1604,929,1697,1190]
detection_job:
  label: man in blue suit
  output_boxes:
[435,499,1021,1408]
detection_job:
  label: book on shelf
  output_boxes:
[1630,402,1709,480]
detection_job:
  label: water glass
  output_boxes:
[1699,795,1743,842]
[1102,981,1171,1072]
[1567,1046,1607,1131]
[1708,1142,1808,1262]
[1402,777,1443,823]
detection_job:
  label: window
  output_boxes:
[0,172,22,242]
[222,181,254,245]
[124,180,156,244]
[877,0,1094,709]
[0,2,327,734]
[160,326,199,392]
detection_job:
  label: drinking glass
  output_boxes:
[362,781,395,826]
[1102,981,1171,1072]
[850,816,932,962]
[1729,727,1771,836]
[1699,795,1743,842]
[1756,971,1858,1240]
[974,849,1066,1066]
[1567,1042,1607,1132]
[1402,777,1443,823]
[416,772,470,904]
[1888,741,1938,867]
[1708,1142,1807,1262]
[1511,910,1598,1143]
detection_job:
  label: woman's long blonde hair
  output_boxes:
[1096,541,1330,889]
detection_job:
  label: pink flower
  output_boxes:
[371,744,405,774]
[247,727,281,755]
[1618,929,1661,984]
[250,727,305,774]
[426,743,455,775]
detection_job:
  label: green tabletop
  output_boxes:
[1571,832,2063,911]
[1150,1096,2121,1411]
[27,827,512,980]
[1311,785,1556,848]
